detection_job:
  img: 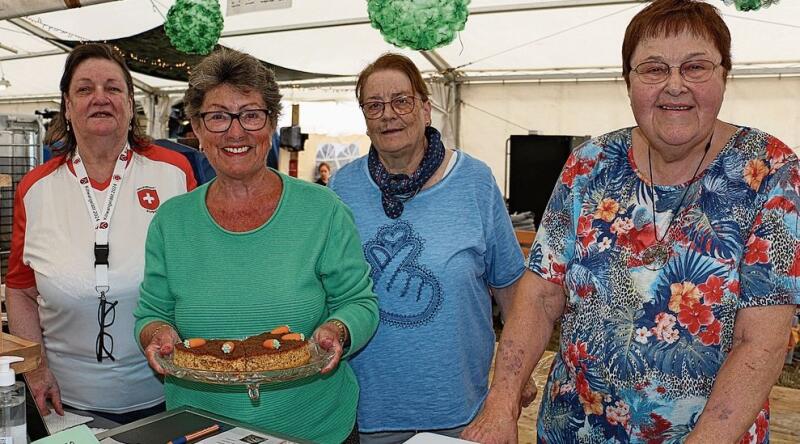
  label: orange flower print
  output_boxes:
[668,281,701,312]
[789,248,800,277]
[698,319,722,346]
[595,198,620,222]
[579,389,605,416]
[561,156,596,187]
[766,137,792,168]
[697,274,724,305]
[576,373,604,416]
[677,303,714,335]
[744,236,771,265]
[743,159,769,191]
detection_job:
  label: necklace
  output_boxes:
[640,134,712,271]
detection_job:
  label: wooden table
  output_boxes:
[0,332,41,374]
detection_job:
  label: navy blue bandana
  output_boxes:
[368,126,445,219]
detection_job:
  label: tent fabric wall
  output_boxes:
[459,76,800,193]
[2,1,800,101]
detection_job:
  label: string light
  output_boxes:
[23,17,192,74]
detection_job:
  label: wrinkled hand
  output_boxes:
[313,322,343,374]
[461,396,518,444]
[144,325,180,375]
[25,366,63,417]
[520,375,538,408]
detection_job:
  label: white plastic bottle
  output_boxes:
[0,356,25,444]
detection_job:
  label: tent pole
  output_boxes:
[454,80,461,149]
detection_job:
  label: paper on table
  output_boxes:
[31,424,100,444]
[404,433,477,444]
[43,409,94,434]
[195,426,298,444]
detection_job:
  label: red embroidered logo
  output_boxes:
[119,153,128,161]
[113,175,122,181]
[80,177,89,184]
[137,187,160,211]
[99,222,108,229]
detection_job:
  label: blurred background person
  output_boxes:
[315,161,331,186]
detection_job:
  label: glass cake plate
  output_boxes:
[156,340,334,400]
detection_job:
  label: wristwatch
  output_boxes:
[329,319,350,347]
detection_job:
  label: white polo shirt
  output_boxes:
[7,144,196,413]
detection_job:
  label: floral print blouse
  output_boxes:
[530,126,800,444]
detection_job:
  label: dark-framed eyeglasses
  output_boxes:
[96,292,117,362]
[198,109,271,133]
[360,96,421,120]
[632,60,720,84]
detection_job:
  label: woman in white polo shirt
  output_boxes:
[5,43,195,423]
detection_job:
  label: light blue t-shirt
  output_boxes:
[330,151,526,432]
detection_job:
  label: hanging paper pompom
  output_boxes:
[722,0,780,11]
[367,0,470,51]
[164,0,224,55]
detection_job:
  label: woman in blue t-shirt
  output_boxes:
[329,53,530,444]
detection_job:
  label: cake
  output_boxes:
[173,326,312,372]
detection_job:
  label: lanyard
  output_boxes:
[71,144,131,297]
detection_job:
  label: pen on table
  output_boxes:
[166,423,221,444]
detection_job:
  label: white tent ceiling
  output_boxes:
[0,0,798,101]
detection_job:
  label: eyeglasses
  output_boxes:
[198,109,271,133]
[96,293,117,362]
[360,96,421,120]
[632,60,720,84]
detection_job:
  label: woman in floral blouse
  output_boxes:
[464,1,799,443]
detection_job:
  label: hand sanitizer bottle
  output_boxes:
[0,356,25,444]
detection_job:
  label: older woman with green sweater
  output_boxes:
[133,48,378,444]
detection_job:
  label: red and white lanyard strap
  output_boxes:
[72,144,131,296]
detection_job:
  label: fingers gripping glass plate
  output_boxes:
[156,340,334,400]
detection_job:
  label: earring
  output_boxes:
[66,120,71,133]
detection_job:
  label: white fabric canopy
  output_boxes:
[0,0,797,100]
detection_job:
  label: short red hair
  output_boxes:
[622,0,731,87]
[356,53,430,103]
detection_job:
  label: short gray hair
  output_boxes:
[183,48,282,127]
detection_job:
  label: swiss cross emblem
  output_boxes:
[137,187,160,211]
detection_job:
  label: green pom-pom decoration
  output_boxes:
[722,0,780,11]
[368,0,470,51]
[164,0,224,55]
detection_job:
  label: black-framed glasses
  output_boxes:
[96,293,117,362]
[632,60,719,84]
[198,109,271,133]
[360,95,421,120]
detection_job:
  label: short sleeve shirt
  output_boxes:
[330,152,526,432]
[531,127,800,444]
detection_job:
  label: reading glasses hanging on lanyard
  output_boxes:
[72,144,131,362]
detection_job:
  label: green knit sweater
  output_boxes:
[134,172,378,443]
